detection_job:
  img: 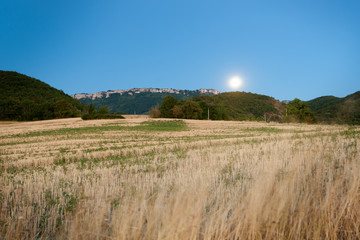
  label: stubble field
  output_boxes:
[0,117,359,239]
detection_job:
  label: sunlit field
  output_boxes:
[1,117,359,239]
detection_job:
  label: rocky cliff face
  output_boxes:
[72,88,220,100]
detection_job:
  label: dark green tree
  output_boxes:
[0,99,22,120]
[22,99,39,120]
[54,99,74,118]
[285,98,316,123]
[182,99,203,119]
[98,106,109,115]
[88,103,96,115]
[160,96,178,118]
[39,102,55,120]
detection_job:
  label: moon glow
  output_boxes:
[228,76,243,90]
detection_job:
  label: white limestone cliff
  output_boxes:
[72,88,220,100]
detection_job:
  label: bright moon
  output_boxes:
[228,76,243,90]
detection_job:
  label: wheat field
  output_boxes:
[0,117,359,239]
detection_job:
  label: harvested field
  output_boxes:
[1,117,359,239]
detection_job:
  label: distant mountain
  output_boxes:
[72,88,220,114]
[307,91,360,124]
[0,71,83,121]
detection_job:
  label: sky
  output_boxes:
[1,0,359,101]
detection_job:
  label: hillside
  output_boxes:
[191,91,285,121]
[0,71,83,121]
[73,88,219,114]
[307,91,360,124]
[2,69,358,124]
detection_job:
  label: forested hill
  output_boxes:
[73,88,219,114]
[307,91,360,124]
[192,92,285,121]
[0,71,83,121]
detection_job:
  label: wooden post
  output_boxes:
[208,108,210,120]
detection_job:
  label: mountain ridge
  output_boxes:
[73,88,220,114]
[72,88,220,100]
[307,91,360,124]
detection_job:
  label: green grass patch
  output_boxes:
[134,120,187,132]
[341,128,360,139]
[3,120,187,139]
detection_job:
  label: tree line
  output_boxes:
[150,96,228,120]
[81,104,124,120]
[152,94,316,123]
[0,98,81,121]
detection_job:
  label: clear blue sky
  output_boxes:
[1,0,359,100]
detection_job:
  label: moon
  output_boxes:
[228,76,243,90]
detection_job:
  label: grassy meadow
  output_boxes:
[0,117,359,239]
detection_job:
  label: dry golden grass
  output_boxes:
[0,117,359,239]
